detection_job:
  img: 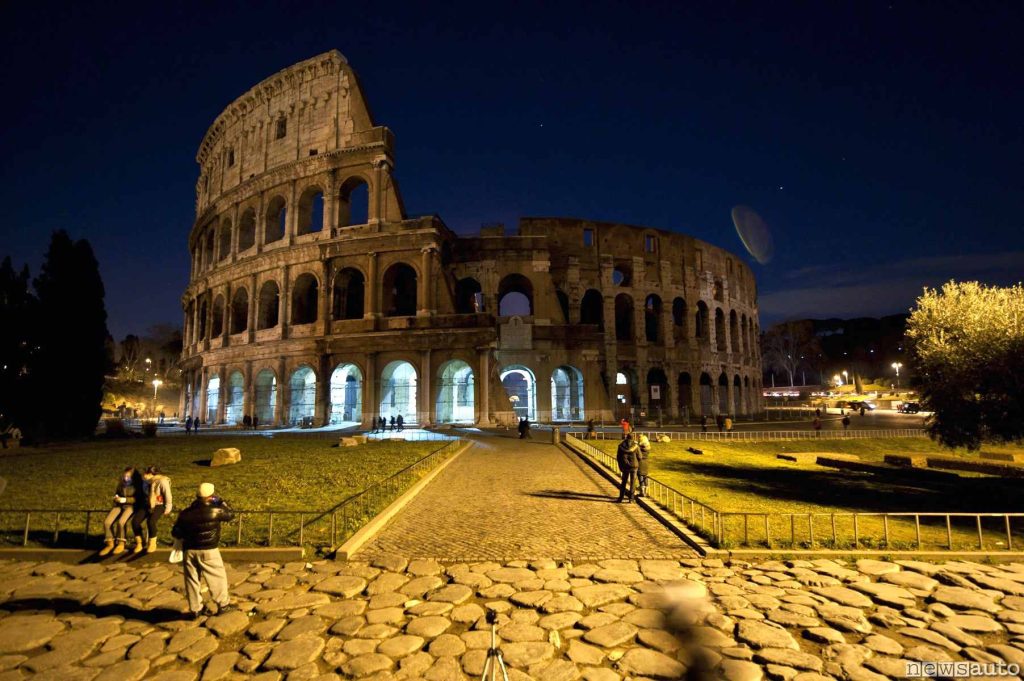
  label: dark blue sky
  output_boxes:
[2,1,1022,340]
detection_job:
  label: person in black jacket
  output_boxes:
[616,434,640,503]
[99,467,136,556]
[171,482,236,618]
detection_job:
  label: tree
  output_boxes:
[906,281,1024,450]
[0,257,36,431]
[120,334,141,378]
[762,320,820,386]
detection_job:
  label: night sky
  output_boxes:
[2,1,1022,341]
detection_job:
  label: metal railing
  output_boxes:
[365,430,458,442]
[569,428,925,442]
[0,438,461,551]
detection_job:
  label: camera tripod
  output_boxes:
[480,610,509,681]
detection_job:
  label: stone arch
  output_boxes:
[289,365,317,426]
[225,370,244,424]
[382,263,417,317]
[238,208,256,251]
[718,372,729,414]
[198,298,209,339]
[730,310,740,354]
[338,175,370,227]
[204,229,215,269]
[580,289,603,326]
[615,368,637,420]
[230,287,248,334]
[205,374,220,424]
[218,218,232,261]
[678,371,693,417]
[612,262,632,287]
[734,374,743,416]
[436,360,475,424]
[672,297,688,342]
[615,293,634,341]
[332,267,365,320]
[695,301,709,341]
[329,363,363,424]
[699,372,713,416]
[551,365,584,421]
[291,273,319,325]
[647,367,668,413]
[556,290,570,323]
[645,294,663,343]
[254,369,276,425]
[501,364,537,422]
[455,277,482,314]
[715,308,727,351]
[211,295,225,337]
[257,280,280,330]
[380,360,418,424]
[297,185,325,235]
[265,195,287,243]
[498,273,533,316]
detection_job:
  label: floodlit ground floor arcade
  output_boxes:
[182,350,762,428]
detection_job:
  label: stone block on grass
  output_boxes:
[210,448,241,467]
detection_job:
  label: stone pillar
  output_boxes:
[279,265,291,338]
[711,384,720,416]
[726,379,736,417]
[477,347,491,425]
[285,180,297,245]
[318,260,331,336]
[633,297,646,346]
[365,252,379,318]
[244,360,254,422]
[178,372,188,419]
[274,357,287,426]
[636,367,649,419]
[419,349,432,425]
[230,203,240,264]
[661,305,674,349]
[204,293,214,349]
[362,352,377,429]
[216,366,227,424]
[255,192,265,254]
[222,282,231,346]
[418,246,435,317]
[666,365,680,420]
[198,366,209,424]
[324,172,337,233]
[247,274,258,343]
[370,157,388,224]
[315,354,330,427]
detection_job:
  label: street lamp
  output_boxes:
[832,374,842,387]
[891,362,902,390]
[842,370,848,388]
[152,379,163,418]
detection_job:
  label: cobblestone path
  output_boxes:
[359,437,694,561]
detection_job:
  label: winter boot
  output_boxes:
[112,540,126,555]
[147,538,158,553]
[98,539,115,556]
[132,537,144,554]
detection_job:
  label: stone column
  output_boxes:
[633,297,646,347]
[247,274,258,343]
[255,192,265,254]
[365,252,379,318]
[230,203,240,264]
[370,157,389,225]
[726,379,736,417]
[661,305,674,349]
[418,246,435,317]
[362,352,377,429]
[216,366,227,424]
[198,366,209,424]
[318,260,331,336]
[285,180,297,245]
[666,364,680,420]
[419,349,432,425]
[324,172,337,233]
[274,357,287,426]
[222,282,232,346]
[204,292,214,350]
[244,360,254,422]
[636,367,649,419]
[279,265,291,338]
[177,372,188,419]
[315,354,330,427]
[477,347,491,425]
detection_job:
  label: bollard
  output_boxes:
[551,427,560,445]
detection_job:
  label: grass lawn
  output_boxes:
[0,434,452,550]
[591,437,1024,550]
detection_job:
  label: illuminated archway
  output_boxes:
[225,371,244,424]
[501,365,537,422]
[205,375,220,424]
[289,366,316,426]
[436,360,475,424]
[254,369,276,425]
[380,361,418,424]
[551,365,584,421]
[329,363,362,424]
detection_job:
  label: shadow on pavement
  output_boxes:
[0,597,187,623]
[527,489,619,503]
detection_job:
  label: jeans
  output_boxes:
[617,469,637,500]
[103,506,133,541]
[131,505,166,540]
[183,548,230,613]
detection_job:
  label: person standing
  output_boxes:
[99,467,136,556]
[813,416,822,436]
[185,416,192,435]
[586,418,596,439]
[842,414,851,431]
[724,415,733,432]
[636,434,651,498]
[171,483,237,618]
[389,415,396,431]
[715,414,724,432]
[616,434,640,503]
[252,414,259,429]
[396,414,404,432]
[700,415,708,433]
[132,466,172,553]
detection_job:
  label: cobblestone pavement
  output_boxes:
[4,556,1024,680]
[359,438,694,561]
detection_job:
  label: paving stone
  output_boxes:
[809,586,873,608]
[398,651,433,679]
[500,622,547,642]
[357,623,399,639]
[929,622,982,647]
[343,653,394,678]
[429,584,473,604]
[501,641,555,668]
[366,607,406,625]
[142,671,199,681]
[803,627,845,645]
[904,644,953,661]
[636,627,681,653]
[945,613,1004,632]
[400,576,444,598]
[370,554,409,573]
[930,586,1000,613]
[720,658,764,681]
[571,584,633,608]
[127,632,166,660]
[200,652,238,680]
[579,612,619,630]
[567,639,605,665]
[855,560,900,576]
[316,600,367,619]
[425,655,466,680]
[263,636,326,670]
[451,603,486,624]
[178,633,219,663]
[736,621,800,650]
[428,633,466,657]
[615,647,686,678]
[378,635,424,658]
[369,592,407,609]
[313,575,367,598]
[276,615,326,640]
[343,639,379,656]
[366,573,409,595]
[583,621,638,647]
[815,603,872,634]
[92,659,149,681]
[510,590,554,608]
[254,592,331,613]
[849,582,915,609]
[879,571,938,592]
[405,616,451,638]
[532,658,581,681]
[248,618,287,641]
[753,648,824,672]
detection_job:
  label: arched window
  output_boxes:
[218,219,232,261]
[338,177,369,227]
[257,281,280,330]
[715,308,726,351]
[699,372,713,416]
[714,279,724,301]
[437,360,475,424]
[644,294,662,343]
[265,195,286,243]
[198,299,208,339]
[672,297,687,341]
[733,374,743,416]
[238,208,256,251]
[291,273,319,325]
[332,268,365,320]
[230,288,248,335]
[330,364,363,424]
[647,367,668,408]
[718,372,729,414]
[380,360,418,424]
[254,369,276,424]
[289,366,316,426]
[615,293,634,341]
[211,295,225,337]
[730,310,741,355]
[204,230,215,269]
[580,289,603,326]
[678,372,693,415]
[551,365,584,421]
[297,186,325,235]
[695,301,709,341]
[455,278,482,314]
[612,263,632,287]
[382,263,417,317]
[556,290,570,323]
[498,274,533,316]
[225,371,244,424]
[205,375,220,423]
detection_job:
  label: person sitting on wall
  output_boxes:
[99,467,136,556]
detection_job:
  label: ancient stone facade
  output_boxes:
[180,51,762,428]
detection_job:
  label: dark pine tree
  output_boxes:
[32,231,111,439]
[0,256,37,433]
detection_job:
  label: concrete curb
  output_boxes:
[335,439,473,560]
[558,440,713,556]
[0,547,304,564]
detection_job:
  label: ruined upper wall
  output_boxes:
[194,50,377,215]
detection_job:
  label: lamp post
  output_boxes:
[152,379,163,419]
[891,362,902,391]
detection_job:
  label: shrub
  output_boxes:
[141,422,157,438]
[105,419,127,437]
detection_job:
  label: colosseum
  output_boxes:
[179,50,763,429]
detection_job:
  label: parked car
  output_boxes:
[898,402,921,414]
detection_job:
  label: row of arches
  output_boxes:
[613,369,760,418]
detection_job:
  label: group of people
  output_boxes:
[699,414,734,432]
[370,414,405,433]
[99,466,173,555]
[183,416,202,434]
[615,432,652,502]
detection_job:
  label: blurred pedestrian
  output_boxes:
[724,415,733,432]
[586,418,596,439]
[842,415,851,431]
[636,434,651,497]
[396,414,404,431]
[172,483,237,618]
[185,416,192,435]
[700,415,708,433]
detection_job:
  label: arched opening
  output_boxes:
[257,281,280,330]
[556,290,570,323]
[382,263,417,317]
[211,295,225,338]
[198,299,208,339]
[205,375,220,424]
[678,372,693,418]
[297,187,325,235]
[454,278,482,314]
[230,288,248,335]
[380,360,418,424]
[615,369,636,420]
[551,365,584,421]
[715,308,727,351]
[338,177,369,227]
[238,208,256,251]
[580,289,603,326]
[204,230,215,269]
[291,273,319,325]
[612,262,632,287]
[225,371,244,424]
[695,301,709,342]
[615,293,634,341]
[645,294,662,343]
[218,219,232,261]
[289,366,316,426]
[647,367,668,414]
[699,372,713,416]
[733,375,743,416]
[744,376,752,414]
[713,279,724,301]
[254,369,276,425]
[436,360,475,424]
[498,274,533,316]
[718,372,729,414]
[265,195,287,243]
[329,363,362,424]
[501,365,537,422]
[672,298,687,341]
[332,268,365,320]
[730,310,740,354]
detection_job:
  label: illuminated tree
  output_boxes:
[906,281,1024,450]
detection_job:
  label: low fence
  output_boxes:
[0,438,461,552]
[569,428,925,442]
[365,430,457,442]
[564,434,1024,553]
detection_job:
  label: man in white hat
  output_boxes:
[171,482,236,618]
